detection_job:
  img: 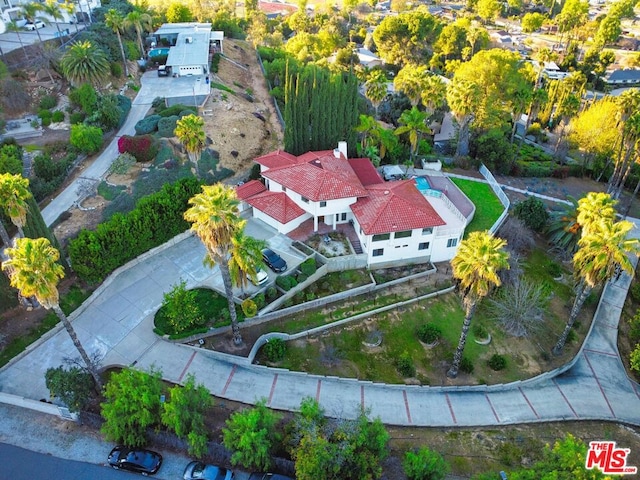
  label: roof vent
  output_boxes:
[333,148,340,158]
[384,190,389,195]
[186,37,193,44]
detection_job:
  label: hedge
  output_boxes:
[118,134,159,162]
[116,94,132,128]
[68,177,201,284]
[157,115,179,137]
[157,103,197,117]
[134,114,162,135]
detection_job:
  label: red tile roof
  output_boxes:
[351,180,446,235]
[262,153,368,201]
[254,150,298,169]
[246,190,306,224]
[235,180,266,200]
[349,158,384,186]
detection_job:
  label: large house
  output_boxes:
[237,143,473,267]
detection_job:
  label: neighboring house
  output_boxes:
[606,69,640,85]
[0,0,96,32]
[433,112,456,154]
[356,48,383,68]
[237,143,472,267]
[153,23,224,76]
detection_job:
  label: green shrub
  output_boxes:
[417,323,441,344]
[396,352,416,377]
[157,103,197,117]
[38,109,52,121]
[488,354,507,371]
[266,286,277,299]
[69,83,97,113]
[69,112,85,124]
[253,293,266,310]
[161,280,204,334]
[152,97,166,109]
[123,40,139,60]
[263,338,287,362]
[546,261,562,278]
[116,95,132,128]
[403,447,450,480]
[629,311,640,344]
[110,61,123,78]
[630,344,640,374]
[210,53,221,73]
[157,115,179,137]
[513,197,548,232]
[300,257,317,276]
[40,116,51,127]
[460,357,474,374]
[472,323,488,339]
[51,110,65,123]
[630,283,640,303]
[39,95,57,110]
[296,273,308,283]
[70,124,103,154]
[276,275,298,291]
[134,114,162,135]
[242,298,257,317]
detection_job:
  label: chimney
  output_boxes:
[338,141,347,159]
[333,149,340,158]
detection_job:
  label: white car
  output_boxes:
[24,21,46,30]
[250,267,269,286]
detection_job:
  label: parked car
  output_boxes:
[262,248,287,273]
[248,473,294,480]
[24,21,45,30]
[183,461,234,480]
[250,267,269,286]
[157,65,171,76]
[107,446,163,475]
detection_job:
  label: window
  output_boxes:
[447,238,458,248]
[282,186,286,192]
[301,196,309,203]
[419,242,430,250]
[373,233,390,242]
[373,248,384,257]
[422,227,433,235]
[395,230,412,239]
[320,201,327,207]
[341,213,347,221]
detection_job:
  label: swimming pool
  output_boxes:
[148,48,170,58]
[414,177,431,192]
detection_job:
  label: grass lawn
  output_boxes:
[451,178,505,234]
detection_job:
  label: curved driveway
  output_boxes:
[0,218,639,427]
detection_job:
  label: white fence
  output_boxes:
[479,164,510,234]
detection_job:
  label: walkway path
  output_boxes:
[1,216,639,427]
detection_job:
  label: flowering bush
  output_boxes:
[117,134,158,162]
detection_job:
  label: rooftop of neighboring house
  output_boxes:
[607,69,640,82]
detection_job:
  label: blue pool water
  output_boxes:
[414,177,431,192]
[148,48,170,58]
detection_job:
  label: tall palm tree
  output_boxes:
[0,173,32,239]
[228,230,267,293]
[104,9,129,77]
[6,21,29,60]
[420,75,447,119]
[354,114,379,153]
[2,237,103,388]
[446,79,481,158]
[60,40,110,86]
[576,192,617,237]
[394,106,430,161]
[125,11,152,58]
[184,185,246,345]
[447,231,510,378]
[545,196,581,255]
[363,69,388,119]
[553,219,640,354]
[175,114,206,168]
[41,0,65,45]
[394,63,429,107]
[21,3,48,44]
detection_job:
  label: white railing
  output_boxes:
[479,164,510,234]
[423,189,466,224]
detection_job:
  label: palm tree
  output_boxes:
[184,185,246,345]
[125,11,152,58]
[363,69,388,119]
[41,0,65,45]
[21,3,48,44]
[553,219,640,355]
[545,196,581,255]
[420,75,447,119]
[0,173,32,239]
[6,21,29,60]
[354,114,379,154]
[175,114,206,168]
[104,9,129,77]
[228,230,267,293]
[447,231,510,378]
[394,106,430,161]
[2,237,103,388]
[446,79,481,158]
[394,63,429,107]
[60,40,110,86]
[576,192,617,237]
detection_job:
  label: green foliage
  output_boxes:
[472,129,514,175]
[51,110,65,123]
[70,124,104,154]
[300,257,317,276]
[108,152,135,175]
[156,103,197,118]
[69,112,85,125]
[513,197,548,232]
[45,365,95,413]
[38,109,52,122]
[263,338,286,362]
[222,400,282,471]
[69,83,98,114]
[161,280,204,334]
[241,298,258,318]
[487,354,507,371]
[460,357,474,374]
[123,40,139,60]
[31,153,75,201]
[69,177,201,283]
[89,94,122,131]
[0,143,23,175]
[629,310,640,344]
[157,115,179,137]
[631,344,640,375]
[276,274,298,291]
[134,114,162,135]
[472,323,488,339]
[417,323,441,344]
[403,447,450,480]
[39,95,58,110]
[210,53,221,73]
[161,374,212,458]
[110,61,123,78]
[396,351,416,377]
[116,95,132,127]
[101,368,163,447]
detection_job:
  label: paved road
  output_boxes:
[0,214,638,427]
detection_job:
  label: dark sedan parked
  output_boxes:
[107,446,163,475]
[262,248,287,273]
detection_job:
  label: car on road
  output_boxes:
[24,21,46,30]
[183,461,234,480]
[262,248,287,273]
[250,267,269,286]
[248,473,294,480]
[107,446,163,475]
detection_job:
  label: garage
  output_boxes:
[178,65,203,76]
